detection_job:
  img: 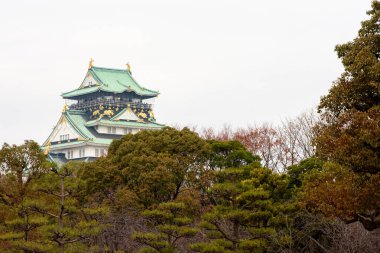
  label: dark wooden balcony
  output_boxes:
[69,98,153,111]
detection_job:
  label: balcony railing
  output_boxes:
[69,98,153,111]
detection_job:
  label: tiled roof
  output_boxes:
[42,109,164,150]
[62,66,159,98]
[64,110,120,143]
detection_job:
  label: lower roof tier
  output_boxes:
[42,109,165,149]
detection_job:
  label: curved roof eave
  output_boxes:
[61,65,160,99]
[62,88,158,99]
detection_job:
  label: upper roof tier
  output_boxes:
[62,66,159,99]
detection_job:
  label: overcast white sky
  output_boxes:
[0,0,372,145]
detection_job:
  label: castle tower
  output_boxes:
[42,62,164,162]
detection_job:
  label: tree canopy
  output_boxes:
[305,0,380,231]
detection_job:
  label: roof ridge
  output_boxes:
[91,66,128,72]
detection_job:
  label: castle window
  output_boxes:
[95,148,107,157]
[67,150,73,159]
[124,128,132,134]
[79,148,85,158]
[107,127,116,134]
[60,134,70,141]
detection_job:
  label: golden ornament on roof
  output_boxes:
[93,110,100,117]
[138,111,147,119]
[62,104,69,112]
[88,58,94,69]
[44,142,51,155]
[103,110,114,117]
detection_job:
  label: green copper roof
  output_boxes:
[85,118,164,129]
[44,139,112,150]
[42,109,164,149]
[62,66,159,99]
[64,110,117,143]
[61,86,99,98]
[42,110,117,147]
[45,140,86,149]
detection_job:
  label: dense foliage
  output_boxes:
[305,0,380,231]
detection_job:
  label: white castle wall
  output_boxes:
[95,125,139,135]
[56,145,108,160]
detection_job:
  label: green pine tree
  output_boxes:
[0,141,52,253]
[133,202,199,253]
[191,150,294,253]
[28,162,105,253]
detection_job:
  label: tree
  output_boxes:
[277,111,318,169]
[314,108,380,174]
[0,141,52,252]
[29,162,104,253]
[233,124,283,171]
[79,158,144,253]
[286,158,323,189]
[318,3,380,116]
[0,141,51,207]
[207,140,259,170]
[315,1,380,172]
[300,162,380,231]
[133,202,198,253]
[205,110,318,172]
[78,157,122,205]
[191,141,294,253]
[306,0,380,230]
[105,127,211,207]
[74,128,211,252]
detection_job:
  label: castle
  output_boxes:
[42,60,164,164]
